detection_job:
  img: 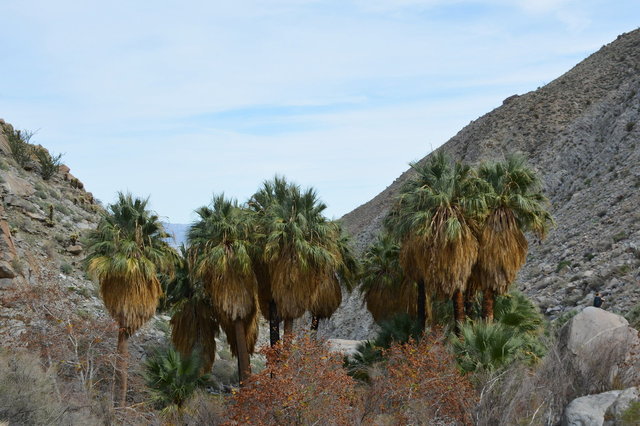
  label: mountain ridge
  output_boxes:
[323,28,640,339]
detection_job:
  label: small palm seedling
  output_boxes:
[144,346,211,412]
[451,321,524,373]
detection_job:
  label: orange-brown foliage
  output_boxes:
[362,330,478,425]
[227,334,359,425]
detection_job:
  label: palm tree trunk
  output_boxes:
[452,289,465,335]
[116,327,129,407]
[482,288,495,322]
[311,315,320,331]
[283,318,293,338]
[269,299,280,347]
[234,319,251,384]
[464,287,475,318]
[417,279,426,332]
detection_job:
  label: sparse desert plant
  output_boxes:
[34,146,63,180]
[143,346,210,413]
[3,125,34,168]
[556,260,571,272]
[0,349,69,425]
[60,262,73,274]
[228,333,359,425]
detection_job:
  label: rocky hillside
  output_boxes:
[0,122,168,354]
[324,28,640,339]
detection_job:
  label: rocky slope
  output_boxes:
[324,28,640,339]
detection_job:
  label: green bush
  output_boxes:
[60,263,73,275]
[34,147,63,180]
[144,346,211,412]
[3,125,34,168]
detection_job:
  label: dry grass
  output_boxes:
[475,328,638,425]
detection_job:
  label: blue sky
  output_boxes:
[1,0,638,223]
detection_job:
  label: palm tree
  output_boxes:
[475,155,553,320]
[85,192,177,407]
[309,224,359,330]
[248,176,288,346]
[360,233,418,324]
[188,195,258,383]
[386,152,486,332]
[250,176,338,342]
[167,248,220,374]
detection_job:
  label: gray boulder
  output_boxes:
[562,387,639,426]
[562,390,621,426]
[558,307,640,389]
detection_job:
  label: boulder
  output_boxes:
[562,387,639,426]
[605,387,640,423]
[2,175,34,197]
[327,339,364,356]
[0,261,16,279]
[66,245,83,255]
[562,390,621,426]
[559,307,640,387]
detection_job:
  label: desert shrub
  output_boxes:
[345,313,423,381]
[3,125,34,168]
[0,349,70,425]
[1,281,118,412]
[362,331,477,425]
[374,312,423,347]
[164,390,226,425]
[60,262,73,274]
[0,158,8,171]
[34,147,63,180]
[228,334,359,425]
[143,346,210,412]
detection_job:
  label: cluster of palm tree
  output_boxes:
[86,178,358,406]
[361,151,553,332]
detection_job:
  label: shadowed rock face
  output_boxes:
[325,29,640,339]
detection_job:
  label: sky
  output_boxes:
[1,1,638,223]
